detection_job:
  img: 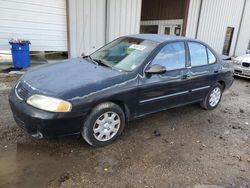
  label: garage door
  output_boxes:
[0,0,67,51]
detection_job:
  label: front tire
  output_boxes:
[200,83,223,110]
[82,102,125,147]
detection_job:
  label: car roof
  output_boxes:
[127,34,219,58]
[128,34,192,43]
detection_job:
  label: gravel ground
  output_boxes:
[0,76,249,188]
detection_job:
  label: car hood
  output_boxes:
[21,58,131,99]
[234,54,250,62]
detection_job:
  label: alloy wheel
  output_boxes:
[209,87,221,107]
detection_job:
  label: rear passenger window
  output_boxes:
[207,48,216,64]
[188,42,208,66]
[152,42,186,70]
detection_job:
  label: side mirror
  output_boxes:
[145,64,167,75]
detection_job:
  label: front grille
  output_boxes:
[242,62,250,68]
[235,70,242,74]
[15,82,30,100]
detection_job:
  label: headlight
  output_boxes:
[233,60,241,65]
[27,95,72,112]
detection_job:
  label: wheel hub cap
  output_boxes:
[209,87,221,107]
[93,112,121,142]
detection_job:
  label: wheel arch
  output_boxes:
[86,100,131,122]
[217,80,226,90]
[110,100,131,122]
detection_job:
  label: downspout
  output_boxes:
[233,0,247,56]
[105,0,108,44]
[66,0,71,58]
[195,0,203,39]
[182,0,190,36]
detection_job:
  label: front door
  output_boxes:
[137,41,190,116]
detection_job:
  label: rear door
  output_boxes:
[137,41,191,116]
[187,42,220,101]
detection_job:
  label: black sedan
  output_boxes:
[9,34,234,147]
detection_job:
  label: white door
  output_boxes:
[0,0,67,51]
[159,25,182,36]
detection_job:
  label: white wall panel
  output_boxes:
[186,0,245,56]
[69,0,142,57]
[141,19,183,26]
[141,19,183,34]
[107,0,142,42]
[68,0,106,57]
[185,0,201,38]
[235,0,250,56]
[0,0,67,51]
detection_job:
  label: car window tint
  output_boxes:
[188,42,208,66]
[152,42,186,70]
[207,48,216,64]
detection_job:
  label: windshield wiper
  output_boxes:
[82,55,98,65]
[92,58,110,68]
[83,55,111,68]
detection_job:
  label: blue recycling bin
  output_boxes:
[10,43,30,68]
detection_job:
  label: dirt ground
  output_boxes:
[0,75,249,188]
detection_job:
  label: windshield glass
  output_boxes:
[90,37,159,71]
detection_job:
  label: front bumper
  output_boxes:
[234,66,250,78]
[8,89,86,138]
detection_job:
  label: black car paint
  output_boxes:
[9,37,234,138]
[137,39,232,115]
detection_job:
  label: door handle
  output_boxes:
[181,75,188,79]
[181,73,191,79]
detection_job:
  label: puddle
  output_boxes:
[193,185,225,188]
[94,156,118,173]
[0,144,79,188]
[0,140,131,188]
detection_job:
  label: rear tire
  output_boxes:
[200,83,223,110]
[82,102,125,147]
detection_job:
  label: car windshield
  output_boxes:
[90,37,159,71]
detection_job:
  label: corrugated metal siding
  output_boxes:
[185,0,201,38]
[235,0,250,56]
[68,0,106,57]
[186,0,245,56]
[107,0,142,42]
[0,0,67,51]
[68,0,141,57]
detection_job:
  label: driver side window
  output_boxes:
[151,42,186,71]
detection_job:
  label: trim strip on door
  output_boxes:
[139,85,211,104]
[191,86,210,91]
[140,90,189,104]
